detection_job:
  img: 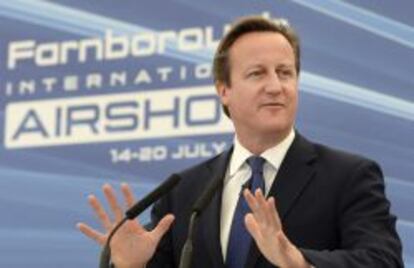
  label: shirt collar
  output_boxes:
[229,129,296,176]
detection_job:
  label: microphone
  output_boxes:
[178,174,223,268]
[126,174,181,219]
[192,174,223,213]
[99,174,181,268]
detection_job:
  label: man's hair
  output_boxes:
[213,16,301,116]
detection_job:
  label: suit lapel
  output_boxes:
[245,133,317,268]
[199,148,232,268]
[269,133,317,220]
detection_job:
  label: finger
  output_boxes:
[255,188,266,205]
[119,183,146,229]
[150,214,175,244]
[245,213,262,242]
[121,182,136,208]
[244,188,258,211]
[244,189,266,224]
[252,189,268,225]
[103,183,124,222]
[267,197,282,229]
[88,194,112,231]
[77,222,106,245]
[256,189,273,226]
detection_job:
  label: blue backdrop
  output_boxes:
[0,1,413,267]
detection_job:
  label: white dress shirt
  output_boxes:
[220,129,295,260]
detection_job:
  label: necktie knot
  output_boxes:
[246,156,265,193]
[247,156,265,175]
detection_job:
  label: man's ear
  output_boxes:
[215,81,230,105]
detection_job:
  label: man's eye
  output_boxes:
[277,69,293,78]
[248,71,263,77]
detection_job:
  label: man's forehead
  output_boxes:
[229,32,293,54]
[228,33,295,63]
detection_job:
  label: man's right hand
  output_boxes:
[77,183,175,268]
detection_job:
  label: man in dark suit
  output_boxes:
[78,16,403,268]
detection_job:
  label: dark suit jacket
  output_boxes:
[148,133,403,268]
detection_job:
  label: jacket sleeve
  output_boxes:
[300,160,403,268]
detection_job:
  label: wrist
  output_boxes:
[280,244,312,268]
[115,265,146,268]
[112,260,146,268]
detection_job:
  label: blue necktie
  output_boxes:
[226,156,265,268]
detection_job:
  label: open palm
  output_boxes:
[77,183,174,268]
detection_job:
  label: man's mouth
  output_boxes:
[261,102,284,108]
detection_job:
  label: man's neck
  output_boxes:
[236,128,294,155]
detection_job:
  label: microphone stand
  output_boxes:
[99,218,128,268]
[178,175,223,268]
[178,212,198,268]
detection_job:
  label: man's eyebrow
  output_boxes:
[276,64,295,69]
[244,63,265,71]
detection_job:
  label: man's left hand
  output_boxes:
[243,189,312,268]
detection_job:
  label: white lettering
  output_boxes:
[8,40,35,69]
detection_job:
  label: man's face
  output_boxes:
[217,31,299,141]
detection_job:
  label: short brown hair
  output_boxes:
[213,16,301,116]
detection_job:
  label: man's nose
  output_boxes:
[264,72,282,94]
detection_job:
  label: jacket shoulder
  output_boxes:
[176,148,231,180]
[311,140,378,169]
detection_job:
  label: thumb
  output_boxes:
[150,214,175,244]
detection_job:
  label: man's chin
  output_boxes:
[258,123,291,136]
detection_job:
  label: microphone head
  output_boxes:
[125,174,181,219]
[191,175,223,213]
